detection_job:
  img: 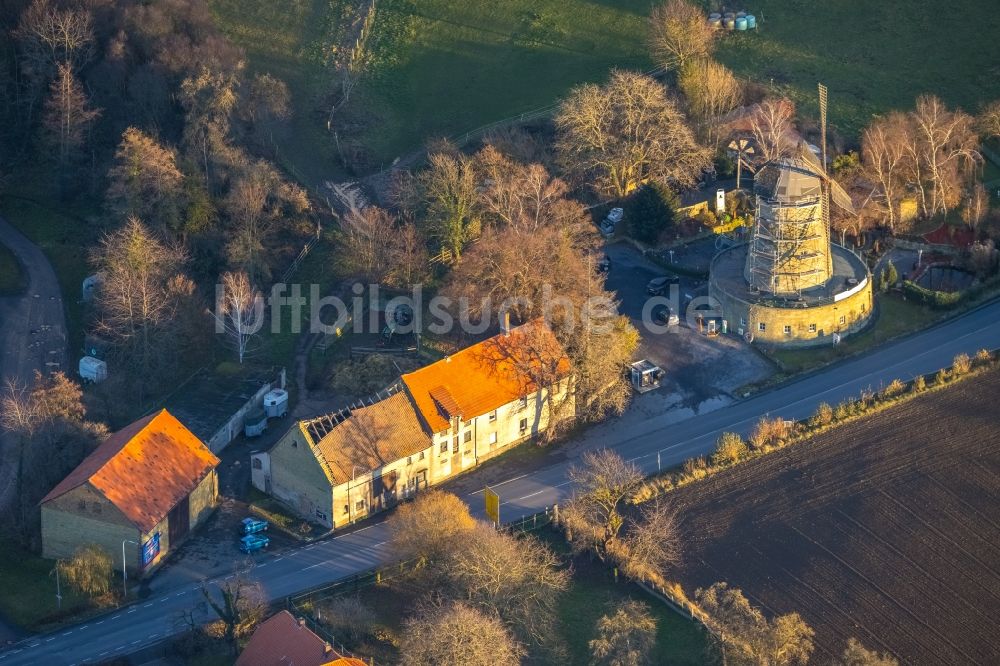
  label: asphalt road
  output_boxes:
[3,299,1000,665]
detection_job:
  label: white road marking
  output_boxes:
[111,615,121,620]
[95,620,104,625]
[45,638,55,642]
[148,633,159,639]
[27,643,39,648]
[60,631,72,637]
[131,640,141,645]
[99,652,108,657]
[303,561,327,571]
[143,603,153,608]
[127,608,137,613]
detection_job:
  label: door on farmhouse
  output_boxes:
[372,470,399,510]
[168,495,190,545]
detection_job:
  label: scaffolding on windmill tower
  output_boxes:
[744,154,832,294]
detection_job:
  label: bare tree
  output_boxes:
[962,182,989,230]
[476,145,578,231]
[58,544,113,599]
[444,523,570,648]
[750,98,796,163]
[106,127,184,230]
[42,62,101,168]
[201,568,266,655]
[613,500,681,587]
[909,95,980,218]
[91,217,187,396]
[387,490,477,563]
[556,70,711,199]
[589,599,658,666]
[861,112,911,232]
[978,100,1000,141]
[401,599,526,666]
[417,150,480,262]
[223,160,309,282]
[338,205,396,282]
[386,220,429,287]
[678,58,744,145]
[695,582,815,666]
[15,0,94,80]
[565,449,644,552]
[648,0,714,72]
[179,66,240,186]
[213,271,264,364]
[835,638,899,666]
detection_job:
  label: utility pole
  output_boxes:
[122,539,138,598]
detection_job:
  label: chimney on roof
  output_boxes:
[324,643,333,655]
[501,310,511,335]
[298,617,307,627]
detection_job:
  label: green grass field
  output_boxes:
[210,0,1000,179]
[718,0,1000,138]
[0,242,26,296]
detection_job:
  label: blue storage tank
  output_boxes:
[735,16,748,31]
[746,14,757,29]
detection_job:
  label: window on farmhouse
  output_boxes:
[343,504,349,515]
[356,500,365,511]
[315,509,327,521]
[839,315,846,325]
[419,451,425,460]
[488,410,497,422]
[808,323,817,333]
[783,325,791,336]
[519,418,528,432]
[489,432,498,445]
[758,322,766,332]
[252,458,263,470]
[440,441,447,454]
[519,396,528,409]
[452,439,459,454]
[407,456,412,465]
[464,431,472,443]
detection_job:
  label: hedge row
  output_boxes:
[632,349,996,504]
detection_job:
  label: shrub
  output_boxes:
[748,416,791,450]
[833,402,850,421]
[683,456,708,478]
[935,368,950,385]
[319,596,377,647]
[975,349,992,364]
[810,402,834,428]
[880,379,905,401]
[712,432,748,467]
[911,374,927,392]
[58,544,113,600]
[880,260,898,292]
[952,353,971,376]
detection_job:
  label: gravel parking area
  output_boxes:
[604,242,775,410]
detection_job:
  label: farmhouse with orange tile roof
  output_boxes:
[252,320,573,529]
[40,409,219,574]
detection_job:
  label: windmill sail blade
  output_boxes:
[828,179,855,214]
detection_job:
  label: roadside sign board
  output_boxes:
[141,532,160,568]
[484,486,500,526]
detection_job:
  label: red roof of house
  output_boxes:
[235,611,366,666]
[402,320,570,433]
[40,409,219,532]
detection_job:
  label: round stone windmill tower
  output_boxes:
[709,96,874,347]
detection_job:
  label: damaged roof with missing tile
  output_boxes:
[401,319,570,434]
[40,409,219,532]
[302,389,432,487]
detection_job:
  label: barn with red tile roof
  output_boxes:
[40,409,219,574]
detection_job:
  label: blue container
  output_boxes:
[746,14,757,29]
[725,17,736,30]
[735,16,748,31]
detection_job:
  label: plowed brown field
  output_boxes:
[672,367,1000,665]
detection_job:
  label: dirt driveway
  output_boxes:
[604,242,775,408]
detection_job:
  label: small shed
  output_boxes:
[630,360,664,393]
[79,356,108,383]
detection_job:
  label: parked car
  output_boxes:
[599,219,616,238]
[241,517,269,535]
[654,306,680,326]
[646,275,680,295]
[606,207,624,224]
[239,534,270,553]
